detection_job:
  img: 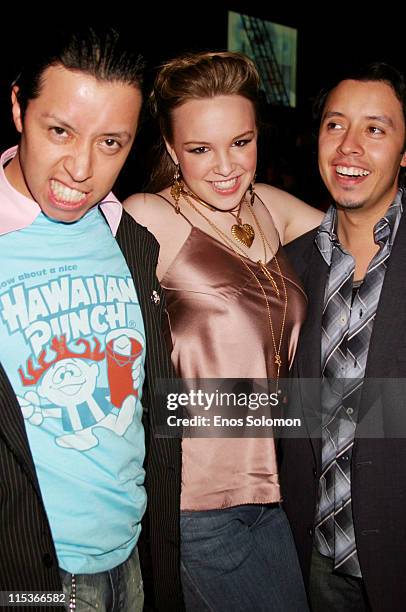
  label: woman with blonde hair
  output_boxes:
[125,51,321,611]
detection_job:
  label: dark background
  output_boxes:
[1,4,403,207]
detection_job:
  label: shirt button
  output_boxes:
[341,454,350,462]
[347,407,354,415]
[340,315,347,326]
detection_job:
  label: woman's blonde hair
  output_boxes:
[148,51,261,191]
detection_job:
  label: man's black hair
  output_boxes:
[313,62,406,186]
[14,25,144,116]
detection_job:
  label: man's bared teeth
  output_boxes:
[336,166,370,177]
[50,180,87,203]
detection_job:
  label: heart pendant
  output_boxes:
[231,223,255,248]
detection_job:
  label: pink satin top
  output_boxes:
[161,225,307,511]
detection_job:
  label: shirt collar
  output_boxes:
[374,188,403,248]
[314,205,338,266]
[315,188,404,266]
[0,146,122,236]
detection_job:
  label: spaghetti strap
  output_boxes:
[154,192,194,227]
[254,191,281,246]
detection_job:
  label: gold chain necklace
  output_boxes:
[246,200,288,374]
[181,191,288,385]
[181,186,255,248]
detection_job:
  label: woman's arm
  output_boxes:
[255,184,323,245]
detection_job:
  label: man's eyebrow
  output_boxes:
[101,131,132,140]
[321,111,345,121]
[322,110,395,128]
[365,115,394,128]
[41,114,132,139]
[42,113,76,132]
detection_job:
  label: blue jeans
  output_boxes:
[181,504,309,612]
[59,546,143,611]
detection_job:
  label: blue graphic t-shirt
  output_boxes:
[0,207,146,573]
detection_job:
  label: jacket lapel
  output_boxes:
[365,209,406,377]
[293,242,329,468]
[357,208,406,431]
[296,245,327,380]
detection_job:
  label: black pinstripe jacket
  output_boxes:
[0,211,183,611]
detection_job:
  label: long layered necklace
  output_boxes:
[181,186,256,248]
[180,187,288,386]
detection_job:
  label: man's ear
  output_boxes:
[11,86,23,133]
[164,138,178,166]
[401,149,406,168]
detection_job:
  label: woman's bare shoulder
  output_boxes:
[124,191,172,224]
[254,183,323,244]
[255,182,308,211]
[124,190,192,280]
[123,191,179,239]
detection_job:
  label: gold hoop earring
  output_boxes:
[170,163,183,213]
